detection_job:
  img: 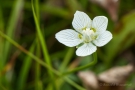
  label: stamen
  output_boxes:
[91,28,96,32]
[78,34,82,39]
[82,27,87,30]
[81,28,97,43]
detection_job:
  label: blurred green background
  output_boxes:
[0,0,135,90]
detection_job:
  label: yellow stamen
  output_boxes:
[82,27,87,30]
[78,34,82,39]
[91,28,96,32]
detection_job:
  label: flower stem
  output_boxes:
[62,52,97,76]
[64,77,86,90]
[60,48,75,71]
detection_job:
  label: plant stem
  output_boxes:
[60,48,75,71]
[62,52,97,76]
[31,0,56,89]
[4,0,24,65]
[17,41,36,90]
[35,39,42,90]
[64,77,85,90]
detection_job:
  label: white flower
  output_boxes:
[55,11,112,56]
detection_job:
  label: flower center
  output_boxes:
[79,28,97,43]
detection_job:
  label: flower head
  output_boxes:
[55,11,112,56]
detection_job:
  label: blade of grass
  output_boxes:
[34,1,47,89]
[47,75,86,90]
[35,0,40,23]
[0,6,4,70]
[31,0,56,89]
[0,5,5,87]
[64,77,85,90]
[17,40,36,90]
[35,38,42,90]
[0,31,60,76]
[3,0,24,67]
[0,7,4,32]
[24,2,70,19]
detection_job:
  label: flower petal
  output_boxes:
[72,11,92,32]
[93,31,112,47]
[55,29,82,47]
[76,43,97,56]
[92,16,108,33]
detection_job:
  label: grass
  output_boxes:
[0,0,135,90]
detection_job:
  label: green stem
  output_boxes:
[31,0,51,65]
[0,31,60,76]
[17,41,36,90]
[35,38,42,90]
[31,0,56,89]
[64,77,85,90]
[35,0,40,21]
[4,0,24,65]
[0,84,7,90]
[62,52,97,76]
[60,48,75,71]
[0,7,4,86]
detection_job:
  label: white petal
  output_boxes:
[72,11,92,32]
[93,31,112,47]
[76,43,97,56]
[92,16,108,33]
[55,29,82,47]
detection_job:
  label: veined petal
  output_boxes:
[72,11,92,32]
[55,29,82,47]
[92,16,108,33]
[76,43,97,56]
[93,31,112,47]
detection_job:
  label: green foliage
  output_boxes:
[0,0,135,90]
